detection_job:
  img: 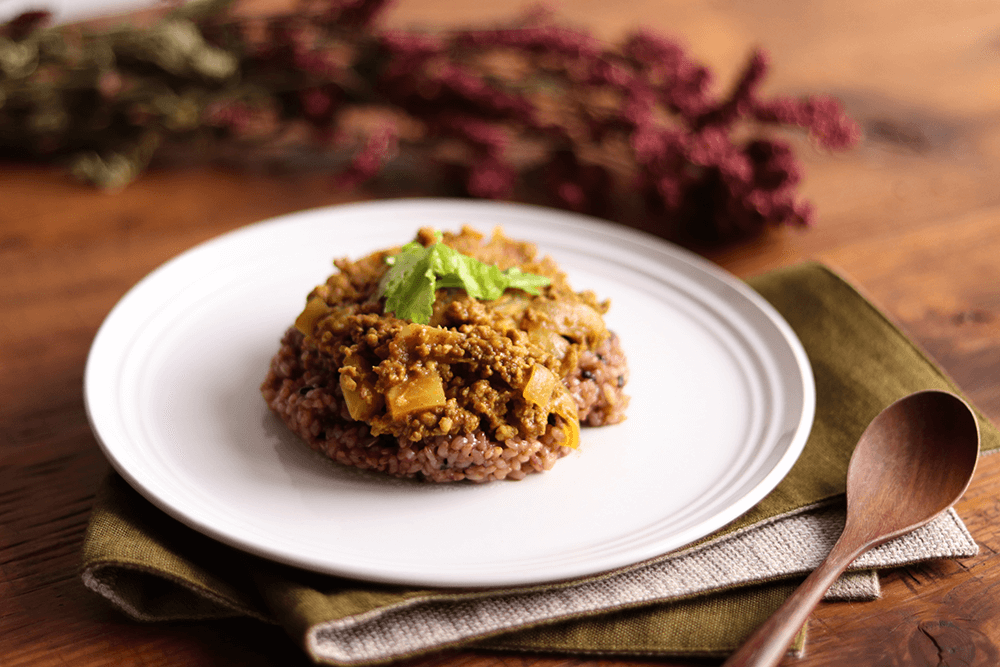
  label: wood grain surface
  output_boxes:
[3,1,1000,665]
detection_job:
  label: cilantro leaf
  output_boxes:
[376,235,551,324]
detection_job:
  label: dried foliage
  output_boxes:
[0,0,858,242]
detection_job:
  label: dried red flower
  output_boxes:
[334,125,398,188]
[1,9,49,40]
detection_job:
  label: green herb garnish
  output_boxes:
[376,234,551,324]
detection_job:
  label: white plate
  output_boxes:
[85,199,814,588]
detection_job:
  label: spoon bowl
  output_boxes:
[723,389,980,667]
[843,389,980,548]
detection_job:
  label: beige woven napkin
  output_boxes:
[80,262,993,664]
[304,506,975,663]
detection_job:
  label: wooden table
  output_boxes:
[4,1,1000,665]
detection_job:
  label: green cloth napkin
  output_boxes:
[80,262,996,664]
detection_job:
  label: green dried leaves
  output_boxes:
[112,19,237,81]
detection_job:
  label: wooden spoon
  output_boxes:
[723,389,980,667]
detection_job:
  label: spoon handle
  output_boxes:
[721,536,863,667]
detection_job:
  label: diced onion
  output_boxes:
[528,328,569,359]
[341,378,373,421]
[295,296,330,335]
[550,385,580,449]
[339,352,379,421]
[533,299,605,343]
[386,371,447,419]
[523,364,557,407]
